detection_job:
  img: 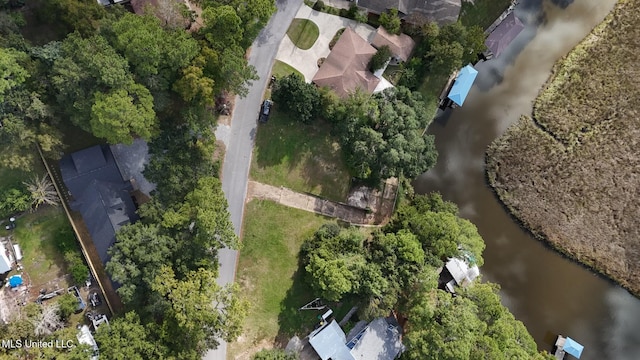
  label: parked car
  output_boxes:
[89,291,102,307]
[258,99,273,123]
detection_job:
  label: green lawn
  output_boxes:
[459,0,513,30]
[418,71,449,119]
[271,60,304,80]
[286,18,320,50]
[2,207,72,289]
[230,200,330,354]
[251,109,351,202]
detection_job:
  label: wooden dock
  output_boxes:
[554,335,567,360]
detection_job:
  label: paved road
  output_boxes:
[204,1,303,359]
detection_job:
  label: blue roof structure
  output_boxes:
[9,275,23,287]
[448,64,478,106]
[564,337,584,358]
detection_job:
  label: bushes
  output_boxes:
[64,252,88,285]
[369,45,392,72]
[56,293,78,321]
[312,0,324,11]
[379,9,401,35]
[0,187,31,217]
[272,73,321,123]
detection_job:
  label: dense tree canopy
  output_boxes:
[329,87,437,182]
[272,73,321,123]
[379,8,401,35]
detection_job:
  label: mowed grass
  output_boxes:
[459,0,513,30]
[231,200,329,353]
[251,109,351,202]
[3,207,71,289]
[286,18,320,50]
[418,71,449,119]
[271,60,304,80]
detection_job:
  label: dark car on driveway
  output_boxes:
[259,99,273,123]
[89,291,102,307]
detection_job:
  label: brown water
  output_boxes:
[414,0,640,358]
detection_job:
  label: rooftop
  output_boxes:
[372,27,416,62]
[447,64,478,107]
[485,11,525,57]
[312,27,380,98]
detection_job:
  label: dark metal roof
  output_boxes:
[59,145,139,264]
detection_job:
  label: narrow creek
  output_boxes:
[414,0,640,358]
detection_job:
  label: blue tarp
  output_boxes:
[9,275,22,287]
[448,64,478,106]
[564,337,584,358]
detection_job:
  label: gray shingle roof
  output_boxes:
[350,318,404,360]
[357,0,461,25]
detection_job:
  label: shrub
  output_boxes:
[0,187,31,217]
[369,45,392,72]
[312,0,324,11]
[65,252,89,285]
[57,293,78,321]
[379,8,401,35]
[272,73,321,123]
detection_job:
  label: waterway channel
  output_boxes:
[414,0,640,358]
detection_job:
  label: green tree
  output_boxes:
[0,188,31,216]
[369,45,392,72]
[56,294,78,321]
[24,175,59,210]
[201,5,243,51]
[173,55,215,105]
[0,47,28,102]
[152,266,249,357]
[42,0,107,36]
[107,223,175,305]
[428,40,463,76]
[331,87,437,182]
[95,311,167,359]
[90,82,157,144]
[379,8,401,35]
[301,225,367,302]
[385,193,485,267]
[64,252,88,285]
[109,13,199,89]
[272,73,321,123]
[161,176,237,271]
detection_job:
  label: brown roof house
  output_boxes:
[356,0,461,25]
[313,28,380,98]
[372,27,416,64]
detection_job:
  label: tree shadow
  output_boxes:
[275,267,319,347]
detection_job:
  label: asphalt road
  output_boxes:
[204,1,304,359]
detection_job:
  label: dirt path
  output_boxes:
[247,181,374,225]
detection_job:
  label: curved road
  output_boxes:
[205,1,304,359]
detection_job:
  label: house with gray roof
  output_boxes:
[59,145,140,266]
[309,317,404,360]
[356,0,461,25]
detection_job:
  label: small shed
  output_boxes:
[0,243,11,274]
[447,64,478,107]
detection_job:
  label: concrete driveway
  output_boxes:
[275,5,377,82]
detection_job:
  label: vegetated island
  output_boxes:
[487,0,640,295]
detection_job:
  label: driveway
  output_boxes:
[205,1,304,359]
[275,5,377,82]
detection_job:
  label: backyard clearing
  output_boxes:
[250,109,351,202]
[486,0,640,295]
[228,200,329,359]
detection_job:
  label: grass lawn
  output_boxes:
[2,207,71,290]
[418,71,449,119]
[459,0,513,30]
[230,200,329,354]
[251,109,351,202]
[286,18,320,50]
[271,60,304,80]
